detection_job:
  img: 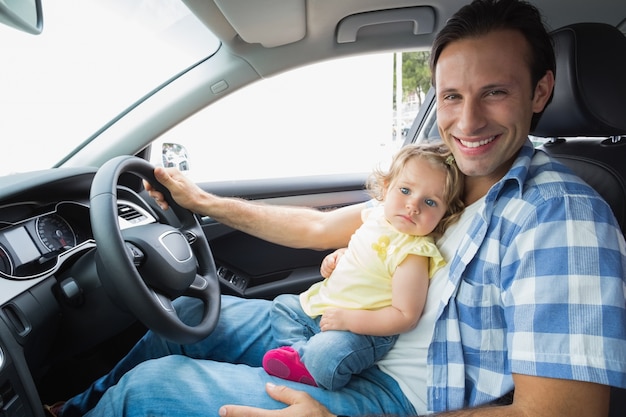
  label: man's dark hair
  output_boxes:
[429,0,555,129]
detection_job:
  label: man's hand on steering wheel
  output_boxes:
[144,166,206,213]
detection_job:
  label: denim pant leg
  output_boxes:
[269,294,319,347]
[62,295,274,417]
[301,330,398,390]
[270,294,398,391]
[83,355,416,417]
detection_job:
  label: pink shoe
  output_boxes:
[262,346,317,386]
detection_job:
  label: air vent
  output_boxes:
[118,204,147,224]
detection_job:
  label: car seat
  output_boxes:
[533,22,626,232]
[531,22,626,417]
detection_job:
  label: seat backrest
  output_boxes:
[533,23,626,136]
[531,22,626,417]
[532,22,626,232]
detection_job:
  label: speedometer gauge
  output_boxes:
[36,214,77,252]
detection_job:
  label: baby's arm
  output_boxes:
[320,254,429,335]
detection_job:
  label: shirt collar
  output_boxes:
[485,138,534,203]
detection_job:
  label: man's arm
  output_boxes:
[219,375,610,417]
[436,374,610,417]
[145,166,365,250]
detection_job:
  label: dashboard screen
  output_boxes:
[5,226,41,264]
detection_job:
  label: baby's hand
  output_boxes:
[319,248,347,278]
[320,308,348,331]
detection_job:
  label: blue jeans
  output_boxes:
[61,295,415,417]
[270,294,398,390]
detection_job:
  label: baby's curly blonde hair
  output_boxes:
[367,142,465,238]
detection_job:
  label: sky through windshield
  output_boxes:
[0,0,215,176]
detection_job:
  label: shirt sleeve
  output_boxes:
[502,192,626,387]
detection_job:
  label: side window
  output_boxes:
[149,53,425,182]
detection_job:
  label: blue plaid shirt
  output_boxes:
[427,140,626,413]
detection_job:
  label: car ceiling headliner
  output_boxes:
[182,0,626,77]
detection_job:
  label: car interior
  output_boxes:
[0,1,624,416]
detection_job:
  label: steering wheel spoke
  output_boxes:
[151,289,176,313]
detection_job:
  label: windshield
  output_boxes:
[0,0,218,177]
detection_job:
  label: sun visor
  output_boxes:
[213,0,306,47]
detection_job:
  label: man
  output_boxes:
[54,0,626,416]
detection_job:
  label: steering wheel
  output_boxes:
[89,155,220,344]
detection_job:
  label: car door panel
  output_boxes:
[197,174,371,299]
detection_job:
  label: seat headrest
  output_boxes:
[532,23,626,137]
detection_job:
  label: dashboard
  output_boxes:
[0,200,155,280]
[0,167,159,301]
[0,166,163,417]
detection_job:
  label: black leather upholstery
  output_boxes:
[532,23,626,417]
[533,22,626,137]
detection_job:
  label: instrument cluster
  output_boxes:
[0,202,94,279]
